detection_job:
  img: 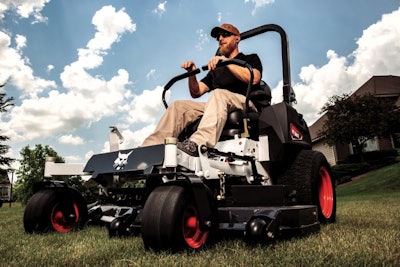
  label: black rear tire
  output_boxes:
[141,185,211,251]
[23,188,88,233]
[278,150,336,223]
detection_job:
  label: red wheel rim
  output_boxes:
[182,205,209,249]
[318,166,334,219]
[50,202,80,232]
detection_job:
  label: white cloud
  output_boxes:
[47,64,54,73]
[284,7,400,125]
[0,3,7,20]
[153,1,167,16]
[3,91,90,141]
[3,68,133,141]
[101,125,157,152]
[244,0,275,15]
[71,6,136,71]
[146,69,156,79]
[59,134,84,145]
[65,155,83,162]
[85,150,94,161]
[0,31,56,96]
[126,86,167,124]
[15,34,26,50]
[195,29,209,51]
[89,6,136,51]
[0,6,136,142]
[0,0,50,23]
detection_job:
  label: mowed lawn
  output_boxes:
[1,162,399,267]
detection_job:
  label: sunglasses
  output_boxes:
[215,32,234,41]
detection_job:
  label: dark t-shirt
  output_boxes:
[200,52,263,96]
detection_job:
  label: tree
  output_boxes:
[0,86,14,169]
[0,169,9,183]
[16,145,65,204]
[69,175,100,204]
[320,93,400,155]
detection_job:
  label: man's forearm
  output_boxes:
[227,65,261,85]
[188,76,201,98]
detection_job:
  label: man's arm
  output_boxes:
[227,65,261,85]
[207,56,261,85]
[181,61,210,98]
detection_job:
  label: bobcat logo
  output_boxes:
[113,151,133,170]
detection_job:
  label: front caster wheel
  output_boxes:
[23,188,88,233]
[141,185,211,251]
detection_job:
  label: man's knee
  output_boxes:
[169,100,195,110]
[211,88,241,100]
[208,89,245,108]
[168,100,184,109]
[210,89,229,98]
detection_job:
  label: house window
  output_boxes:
[364,138,378,152]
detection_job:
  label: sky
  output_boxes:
[1,0,400,174]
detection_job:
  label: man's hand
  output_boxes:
[207,55,227,70]
[181,61,197,72]
[181,61,209,98]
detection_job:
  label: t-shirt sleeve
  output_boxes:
[200,53,263,92]
[201,71,213,89]
[245,53,263,74]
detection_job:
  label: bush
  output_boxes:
[333,149,399,185]
[347,149,398,164]
[332,162,370,185]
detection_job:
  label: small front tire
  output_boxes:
[141,185,211,251]
[23,188,88,233]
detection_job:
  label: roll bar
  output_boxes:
[240,24,296,104]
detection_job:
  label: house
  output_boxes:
[0,169,11,203]
[309,75,400,166]
[0,180,11,202]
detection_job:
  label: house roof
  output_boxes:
[352,75,400,97]
[309,75,400,141]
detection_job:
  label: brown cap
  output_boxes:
[211,23,240,38]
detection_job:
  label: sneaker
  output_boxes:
[177,139,199,157]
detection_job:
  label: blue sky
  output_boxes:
[1,0,400,173]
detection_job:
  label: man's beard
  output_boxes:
[219,41,235,57]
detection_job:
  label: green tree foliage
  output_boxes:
[0,86,14,169]
[15,145,65,204]
[68,176,99,204]
[15,145,99,204]
[320,93,400,154]
[0,169,9,183]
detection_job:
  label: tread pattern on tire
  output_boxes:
[23,188,87,233]
[277,150,336,223]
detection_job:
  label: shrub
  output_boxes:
[332,162,370,185]
[347,149,398,164]
[333,149,399,185]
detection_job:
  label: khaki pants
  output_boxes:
[141,89,253,148]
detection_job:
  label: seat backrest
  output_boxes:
[249,80,271,111]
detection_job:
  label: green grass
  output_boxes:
[336,161,400,196]
[1,162,400,267]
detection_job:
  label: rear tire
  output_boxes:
[23,188,88,233]
[141,185,210,251]
[278,150,336,223]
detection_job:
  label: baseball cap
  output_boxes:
[211,23,240,38]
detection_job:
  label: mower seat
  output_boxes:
[178,81,271,142]
[220,80,271,140]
